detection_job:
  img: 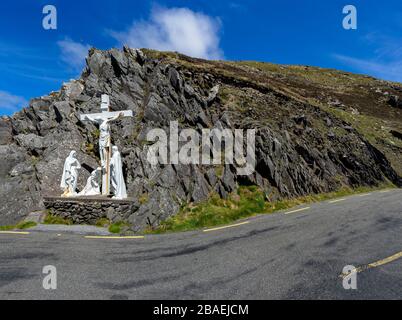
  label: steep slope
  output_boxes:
[0,47,400,230]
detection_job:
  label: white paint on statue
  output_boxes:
[78,167,102,196]
[110,146,128,199]
[80,94,133,196]
[60,151,81,197]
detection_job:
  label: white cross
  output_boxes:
[80,94,133,195]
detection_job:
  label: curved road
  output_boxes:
[1,189,401,299]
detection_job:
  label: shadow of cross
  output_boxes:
[80,94,133,196]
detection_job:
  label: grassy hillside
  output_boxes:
[142,49,402,176]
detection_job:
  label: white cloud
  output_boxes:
[57,38,91,71]
[109,7,223,60]
[333,34,402,82]
[0,90,28,113]
[333,54,402,82]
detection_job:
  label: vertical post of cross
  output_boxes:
[80,94,134,197]
[101,95,111,195]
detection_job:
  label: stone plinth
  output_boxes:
[43,196,139,225]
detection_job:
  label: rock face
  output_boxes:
[0,47,401,230]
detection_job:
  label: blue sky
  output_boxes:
[1,0,402,115]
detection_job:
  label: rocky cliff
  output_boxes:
[0,47,401,230]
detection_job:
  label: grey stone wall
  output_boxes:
[43,196,139,225]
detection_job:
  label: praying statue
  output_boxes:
[110,146,127,199]
[78,167,102,196]
[60,151,81,197]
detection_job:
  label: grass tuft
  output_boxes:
[0,225,16,231]
[95,218,110,228]
[0,221,37,231]
[44,214,73,225]
[16,221,37,229]
[109,221,131,234]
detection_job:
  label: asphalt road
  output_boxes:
[1,189,401,300]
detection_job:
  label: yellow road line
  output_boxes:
[85,235,145,239]
[0,231,30,235]
[329,198,346,204]
[340,251,402,278]
[284,207,310,215]
[203,221,249,232]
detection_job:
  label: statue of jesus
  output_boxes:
[80,94,133,196]
[82,112,124,167]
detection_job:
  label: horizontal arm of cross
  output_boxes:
[80,110,134,122]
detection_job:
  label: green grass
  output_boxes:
[109,221,131,234]
[0,221,37,231]
[147,186,266,234]
[146,183,396,234]
[95,218,110,228]
[237,61,376,90]
[138,193,149,205]
[16,221,37,229]
[43,214,73,225]
[0,225,16,231]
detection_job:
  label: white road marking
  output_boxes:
[329,198,346,204]
[85,235,145,239]
[203,221,250,232]
[358,193,371,197]
[0,231,30,235]
[284,207,310,215]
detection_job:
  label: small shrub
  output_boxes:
[139,193,149,205]
[85,143,95,154]
[108,221,131,234]
[44,214,73,225]
[95,218,110,228]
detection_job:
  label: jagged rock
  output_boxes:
[61,80,84,100]
[390,130,402,140]
[15,134,45,152]
[388,95,402,109]
[10,162,34,177]
[0,117,12,145]
[23,210,47,223]
[207,85,220,105]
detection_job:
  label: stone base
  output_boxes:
[43,196,139,225]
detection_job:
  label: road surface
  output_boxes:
[1,189,401,299]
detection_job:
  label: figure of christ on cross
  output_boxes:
[80,95,133,195]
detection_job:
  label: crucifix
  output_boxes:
[80,94,133,196]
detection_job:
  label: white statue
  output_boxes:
[80,94,133,195]
[60,151,81,197]
[81,112,124,168]
[110,146,127,199]
[78,167,102,196]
